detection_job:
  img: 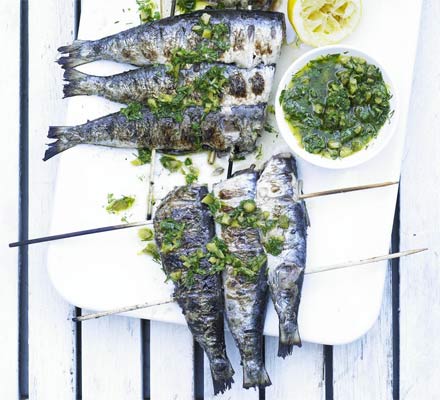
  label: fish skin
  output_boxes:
[256,153,307,357]
[204,0,274,10]
[57,10,285,69]
[153,185,234,394]
[213,168,271,389]
[63,63,275,107]
[44,104,266,160]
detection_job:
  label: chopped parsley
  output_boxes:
[183,165,199,184]
[121,102,143,121]
[160,155,199,185]
[160,155,183,172]
[138,227,154,241]
[176,0,196,13]
[159,219,186,253]
[201,193,222,214]
[131,148,152,166]
[137,0,160,23]
[170,14,229,75]
[141,242,161,263]
[175,236,267,287]
[255,144,263,160]
[263,235,285,256]
[106,194,135,214]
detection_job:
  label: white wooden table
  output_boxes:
[1,0,439,398]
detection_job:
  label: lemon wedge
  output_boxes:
[288,0,362,47]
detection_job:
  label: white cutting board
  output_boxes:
[47,0,422,344]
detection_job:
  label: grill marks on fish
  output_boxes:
[213,169,271,389]
[256,153,307,357]
[44,105,266,160]
[204,0,274,10]
[57,10,285,69]
[62,63,275,107]
[153,185,234,394]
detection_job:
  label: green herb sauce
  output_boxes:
[280,54,391,159]
[106,194,135,214]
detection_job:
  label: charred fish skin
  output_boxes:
[213,169,271,389]
[205,0,274,10]
[57,10,285,69]
[44,104,265,161]
[63,63,275,107]
[62,66,176,104]
[256,153,307,358]
[153,185,234,394]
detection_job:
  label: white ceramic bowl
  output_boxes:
[275,45,399,169]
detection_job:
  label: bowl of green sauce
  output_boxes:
[276,45,398,169]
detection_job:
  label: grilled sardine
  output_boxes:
[63,63,275,107]
[44,104,266,160]
[58,10,285,69]
[154,185,234,394]
[256,153,307,357]
[213,169,271,389]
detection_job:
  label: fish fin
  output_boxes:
[44,126,79,161]
[210,357,235,395]
[242,362,271,389]
[212,375,234,395]
[57,40,93,69]
[278,341,294,359]
[58,40,87,54]
[63,69,89,98]
[278,322,302,358]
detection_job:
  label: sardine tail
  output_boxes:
[209,357,234,395]
[63,68,89,98]
[44,126,79,161]
[278,341,294,359]
[212,375,234,395]
[278,322,302,358]
[243,362,271,389]
[57,40,93,69]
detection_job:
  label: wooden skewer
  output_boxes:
[146,148,157,219]
[306,248,428,275]
[73,247,427,322]
[8,181,399,248]
[298,181,398,200]
[73,299,174,322]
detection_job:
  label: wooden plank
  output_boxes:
[27,0,78,398]
[75,2,144,399]
[81,315,143,399]
[400,0,440,398]
[265,342,325,399]
[0,0,20,398]
[333,268,393,399]
[150,321,194,399]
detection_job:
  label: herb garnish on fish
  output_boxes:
[137,0,160,23]
[120,102,143,121]
[154,185,234,393]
